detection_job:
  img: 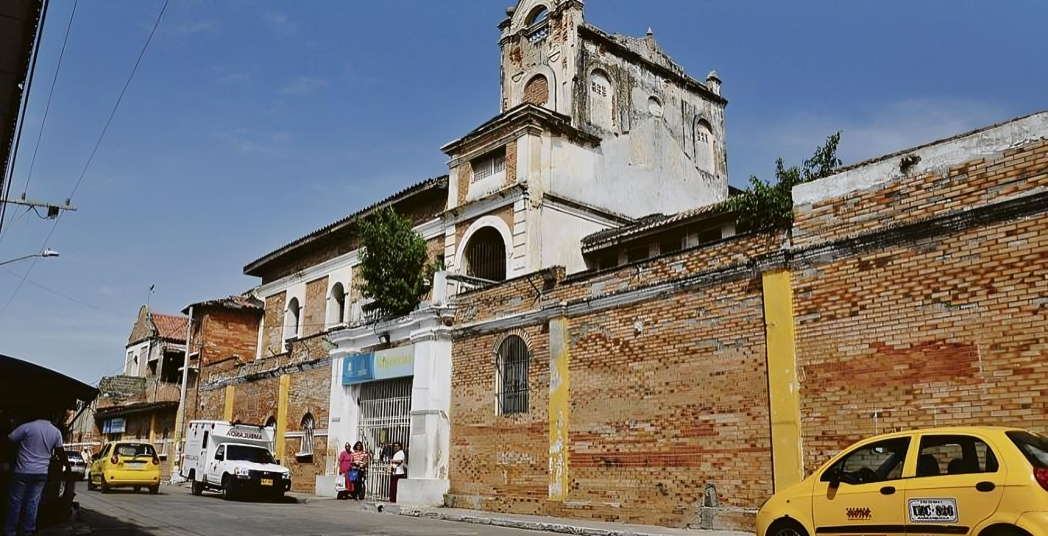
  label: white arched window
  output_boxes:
[588,70,614,131]
[496,336,530,415]
[526,5,548,25]
[329,283,347,327]
[284,297,300,342]
[299,413,315,456]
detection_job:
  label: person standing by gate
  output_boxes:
[350,442,369,500]
[388,442,406,503]
[4,411,66,536]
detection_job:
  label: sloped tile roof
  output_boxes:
[581,203,728,252]
[152,313,188,342]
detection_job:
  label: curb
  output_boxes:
[396,506,686,536]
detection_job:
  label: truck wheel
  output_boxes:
[190,480,204,496]
[222,475,236,501]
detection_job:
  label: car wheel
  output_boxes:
[134,486,142,493]
[191,480,204,496]
[100,479,110,494]
[86,473,96,491]
[222,475,236,501]
[149,486,160,495]
[768,519,808,536]
[987,528,1027,536]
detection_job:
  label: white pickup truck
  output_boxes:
[179,420,291,500]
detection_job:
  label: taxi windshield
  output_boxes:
[1007,431,1048,468]
[227,445,275,464]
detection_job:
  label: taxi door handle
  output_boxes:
[880,486,896,495]
[976,481,995,492]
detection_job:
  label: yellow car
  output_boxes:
[757,427,1048,536]
[87,441,162,494]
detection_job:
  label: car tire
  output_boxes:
[986,528,1027,536]
[134,487,142,493]
[100,479,110,494]
[149,486,160,495]
[191,480,204,496]
[222,475,236,501]
[767,519,809,536]
[86,473,96,491]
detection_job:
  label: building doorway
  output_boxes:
[357,377,411,500]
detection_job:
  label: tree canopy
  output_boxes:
[356,206,435,318]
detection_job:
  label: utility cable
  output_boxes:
[21,0,79,199]
[0,0,51,239]
[0,0,170,316]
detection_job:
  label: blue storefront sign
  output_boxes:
[340,345,415,386]
[341,353,374,385]
[103,417,125,434]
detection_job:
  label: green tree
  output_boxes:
[356,206,435,318]
[726,132,842,233]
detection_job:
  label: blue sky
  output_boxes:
[1,0,1045,384]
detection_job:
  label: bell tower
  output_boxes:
[497,0,584,117]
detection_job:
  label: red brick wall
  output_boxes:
[792,138,1048,474]
[262,293,286,358]
[302,277,328,338]
[450,327,550,507]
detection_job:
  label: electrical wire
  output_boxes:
[0,266,122,316]
[21,0,79,199]
[0,0,51,240]
[0,0,170,316]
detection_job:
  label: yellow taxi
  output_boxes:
[87,441,162,494]
[757,427,1048,536]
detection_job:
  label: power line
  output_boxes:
[21,0,79,199]
[0,0,170,315]
[0,0,52,239]
[0,266,122,316]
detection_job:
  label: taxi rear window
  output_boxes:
[1007,431,1048,468]
[115,443,156,457]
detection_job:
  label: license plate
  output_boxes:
[908,498,958,523]
[127,462,146,468]
[260,478,273,486]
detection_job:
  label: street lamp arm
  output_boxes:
[0,249,60,267]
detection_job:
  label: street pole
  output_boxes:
[171,306,193,482]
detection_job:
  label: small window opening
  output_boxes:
[284,298,300,341]
[299,413,315,456]
[471,149,507,182]
[526,6,548,26]
[330,283,347,326]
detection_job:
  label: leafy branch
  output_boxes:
[724,131,842,233]
[356,207,437,318]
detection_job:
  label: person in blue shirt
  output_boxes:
[4,412,67,536]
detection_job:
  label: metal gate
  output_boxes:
[357,377,412,501]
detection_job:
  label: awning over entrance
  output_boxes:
[94,400,178,419]
[0,353,99,412]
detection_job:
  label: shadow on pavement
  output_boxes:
[38,504,158,536]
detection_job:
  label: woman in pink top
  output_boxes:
[349,442,370,500]
[336,442,354,499]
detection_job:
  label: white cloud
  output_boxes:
[168,20,218,36]
[278,77,329,95]
[262,10,296,35]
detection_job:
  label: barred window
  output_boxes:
[299,413,315,456]
[464,227,507,282]
[471,149,506,182]
[497,336,530,415]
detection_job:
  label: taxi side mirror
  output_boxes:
[828,467,842,489]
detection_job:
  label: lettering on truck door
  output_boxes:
[208,445,225,484]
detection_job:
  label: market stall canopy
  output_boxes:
[0,353,99,412]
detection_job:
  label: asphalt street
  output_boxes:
[64,484,553,536]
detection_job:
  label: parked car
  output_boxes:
[757,426,1048,536]
[87,441,162,494]
[64,450,88,480]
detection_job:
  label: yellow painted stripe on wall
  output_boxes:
[762,269,804,491]
[275,374,290,461]
[549,317,571,501]
[223,385,235,421]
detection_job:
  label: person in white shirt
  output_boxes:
[388,442,406,503]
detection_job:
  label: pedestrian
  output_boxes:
[336,442,354,500]
[388,442,406,503]
[350,442,370,500]
[5,411,67,536]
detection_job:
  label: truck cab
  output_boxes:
[179,420,291,500]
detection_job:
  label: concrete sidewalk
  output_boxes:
[391,504,755,536]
